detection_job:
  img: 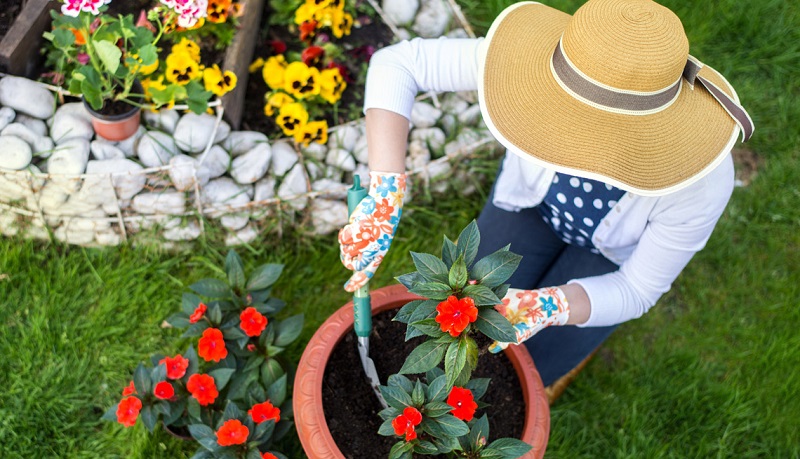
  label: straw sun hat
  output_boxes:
[477,0,754,195]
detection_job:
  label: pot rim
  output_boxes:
[294,284,550,459]
[82,80,144,121]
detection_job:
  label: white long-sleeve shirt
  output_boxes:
[364,37,734,327]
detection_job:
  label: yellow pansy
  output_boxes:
[318,67,346,104]
[283,62,321,99]
[264,92,294,117]
[166,51,201,85]
[171,38,201,63]
[294,120,328,146]
[331,10,353,38]
[249,57,265,73]
[203,64,237,96]
[207,0,232,23]
[141,76,167,99]
[276,103,309,136]
[263,55,288,91]
[294,3,318,25]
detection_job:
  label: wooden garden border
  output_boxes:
[0,0,59,78]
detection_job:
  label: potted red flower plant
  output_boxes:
[103,250,303,459]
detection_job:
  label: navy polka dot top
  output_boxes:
[537,173,625,253]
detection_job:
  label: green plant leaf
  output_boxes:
[163,398,186,426]
[166,312,190,328]
[261,359,284,387]
[487,438,533,458]
[379,385,414,412]
[267,374,288,407]
[184,345,199,377]
[444,339,467,388]
[140,405,157,432]
[395,271,424,289]
[228,372,258,401]
[133,363,151,395]
[274,313,304,346]
[191,279,231,299]
[422,401,452,418]
[101,403,118,422]
[493,283,510,301]
[242,355,266,374]
[138,43,158,66]
[479,448,504,458]
[425,367,444,382]
[408,282,452,301]
[378,418,397,436]
[465,378,491,400]
[393,300,423,324]
[456,221,480,267]
[221,326,247,341]
[222,400,244,422]
[187,398,202,422]
[188,424,219,451]
[379,406,401,421]
[246,449,263,459]
[441,235,458,268]
[182,321,209,339]
[225,250,246,290]
[449,255,468,290]
[389,441,413,459]
[410,318,446,338]
[182,293,204,314]
[425,374,449,403]
[151,362,167,383]
[94,40,122,75]
[475,309,517,343]
[415,441,439,454]
[462,284,502,306]
[470,414,490,451]
[424,414,469,438]
[471,250,522,288]
[208,303,222,325]
[209,368,236,391]
[185,80,214,114]
[387,374,414,393]
[399,340,448,375]
[247,264,283,291]
[411,252,449,284]
[411,380,425,406]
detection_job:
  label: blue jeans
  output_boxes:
[476,188,619,386]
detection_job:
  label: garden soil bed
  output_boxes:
[241,5,394,134]
[322,309,525,459]
[0,0,24,41]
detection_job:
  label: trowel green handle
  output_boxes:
[348,176,371,338]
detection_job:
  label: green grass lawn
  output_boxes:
[1,0,799,457]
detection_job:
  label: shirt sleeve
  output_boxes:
[364,37,483,120]
[571,158,735,327]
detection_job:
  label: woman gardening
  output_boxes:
[338,0,753,394]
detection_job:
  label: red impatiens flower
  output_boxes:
[392,407,422,442]
[301,46,325,67]
[216,419,250,446]
[446,386,477,421]
[261,453,279,459]
[239,307,268,337]
[122,380,136,396]
[249,400,281,424]
[154,381,175,400]
[198,328,228,362]
[116,396,142,427]
[435,296,478,337]
[189,303,207,323]
[186,373,219,406]
[159,354,190,380]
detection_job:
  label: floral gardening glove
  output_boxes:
[488,287,570,353]
[338,171,406,292]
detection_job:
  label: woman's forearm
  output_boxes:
[365,108,409,174]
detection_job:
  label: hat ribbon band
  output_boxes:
[552,41,754,142]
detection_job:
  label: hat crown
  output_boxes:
[562,0,689,92]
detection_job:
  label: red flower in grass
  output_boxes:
[392,407,422,442]
[189,303,207,323]
[116,396,142,427]
[301,46,325,67]
[261,453,279,459]
[198,328,228,362]
[159,354,189,380]
[435,296,478,337]
[154,381,175,400]
[239,307,268,337]
[122,380,136,396]
[186,374,218,406]
[216,419,249,446]
[249,400,281,424]
[446,386,477,421]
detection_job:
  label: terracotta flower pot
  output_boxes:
[294,284,550,459]
[83,80,143,141]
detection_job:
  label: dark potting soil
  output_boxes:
[0,0,24,42]
[322,309,526,459]
[240,8,395,134]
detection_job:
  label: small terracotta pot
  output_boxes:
[83,81,143,141]
[294,284,550,459]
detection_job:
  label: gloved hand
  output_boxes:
[338,171,406,292]
[488,286,570,353]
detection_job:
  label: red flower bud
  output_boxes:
[122,380,136,396]
[189,303,207,323]
[247,343,257,352]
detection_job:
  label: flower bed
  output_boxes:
[0,0,502,247]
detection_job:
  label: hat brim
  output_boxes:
[478,2,740,196]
